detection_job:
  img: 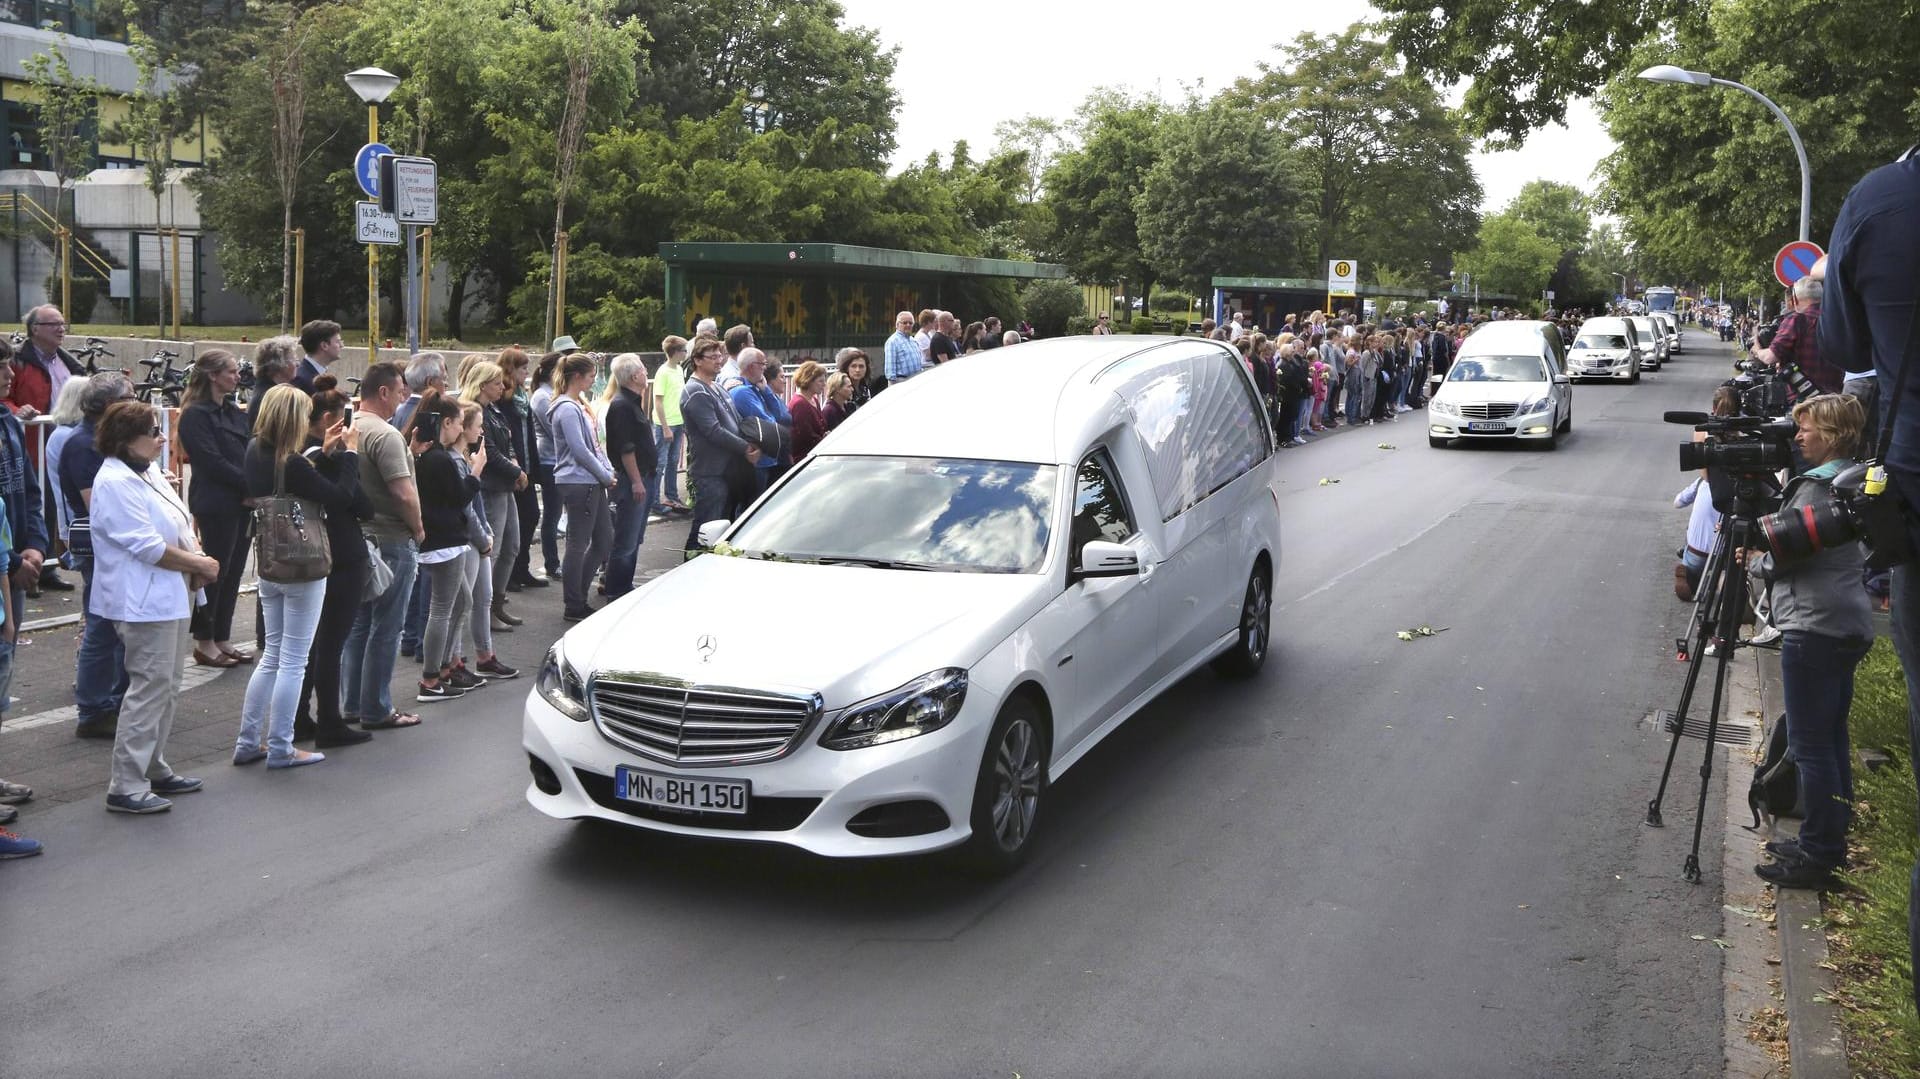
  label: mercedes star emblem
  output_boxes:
[696,634,717,662]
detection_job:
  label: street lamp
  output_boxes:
[344,67,400,356]
[1637,64,1810,243]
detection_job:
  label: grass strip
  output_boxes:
[1826,638,1920,1078]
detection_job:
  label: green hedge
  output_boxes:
[1065,314,1095,336]
[1130,315,1156,335]
[1828,639,1920,1077]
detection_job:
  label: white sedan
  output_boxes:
[1427,354,1572,449]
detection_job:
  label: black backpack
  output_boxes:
[1748,712,1803,827]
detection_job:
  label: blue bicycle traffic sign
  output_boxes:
[355,142,394,199]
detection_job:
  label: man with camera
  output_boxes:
[1818,144,1920,1005]
[1756,276,1845,397]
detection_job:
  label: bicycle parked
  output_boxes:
[133,348,186,407]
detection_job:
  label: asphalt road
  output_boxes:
[2,330,1739,1078]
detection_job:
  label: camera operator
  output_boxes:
[1818,143,1920,1002]
[1754,276,1846,399]
[1743,394,1875,889]
[1674,387,1740,601]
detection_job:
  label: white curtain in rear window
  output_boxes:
[1106,346,1268,522]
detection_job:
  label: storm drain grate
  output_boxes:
[1658,709,1757,749]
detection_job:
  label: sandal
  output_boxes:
[219,647,257,664]
[361,712,422,730]
[192,649,240,668]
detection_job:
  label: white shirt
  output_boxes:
[88,456,203,623]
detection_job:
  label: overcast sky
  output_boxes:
[834,0,1611,214]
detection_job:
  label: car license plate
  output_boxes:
[1467,421,1509,432]
[615,766,750,815]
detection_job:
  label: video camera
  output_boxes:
[1670,411,1795,479]
[1668,410,1916,570]
[1726,357,1816,418]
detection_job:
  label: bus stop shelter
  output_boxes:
[662,243,1069,354]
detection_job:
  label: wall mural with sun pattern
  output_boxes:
[682,274,937,351]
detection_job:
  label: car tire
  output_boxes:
[962,696,1049,876]
[1211,563,1271,678]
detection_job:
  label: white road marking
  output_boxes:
[0,661,230,735]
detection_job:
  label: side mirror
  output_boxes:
[1552,374,1570,385]
[696,519,732,548]
[1076,540,1139,580]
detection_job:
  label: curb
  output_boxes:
[1754,647,1852,1078]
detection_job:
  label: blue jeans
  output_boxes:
[1295,398,1314,436]
[341,537,418,723]
[236,577,326,762]
[656,424,685,504]
[1779,630,1871,869]
[75,566,128,724]
[606,485,655,597]
[399,570,430,654]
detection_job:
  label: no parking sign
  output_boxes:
[1773,240,1824,289]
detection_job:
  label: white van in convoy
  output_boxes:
[1426,320,1573,449]
[524,337,1283,871]
[1567,316,1648,383]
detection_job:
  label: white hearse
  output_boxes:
[524,337,1283,871]
[1427,320,1573,449]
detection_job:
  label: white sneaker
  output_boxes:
[1748,625,1782,646]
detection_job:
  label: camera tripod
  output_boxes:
[1647,472,1778,883]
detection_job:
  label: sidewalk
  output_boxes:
[0,512,699,815]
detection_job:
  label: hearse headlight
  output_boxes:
[537,644,590,722]
[821,668,969,751]
[1520,397,1553,414]
[1428,397,1457,415]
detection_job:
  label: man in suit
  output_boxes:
[294,319,343,393]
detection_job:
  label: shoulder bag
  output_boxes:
[253,455,332,583]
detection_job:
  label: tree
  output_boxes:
[21,37,103,232]
[105,23,191,333]
[1454,213,1560,300]
[190,2,366,325]
[1595,0,1920,297]
[1375,0,1703,145]
[1503,180,1592,303]
[616,0,899,168]
[1021,278,1081,338]
[1042,91,1165,316]
[1226,26,1481,286]
[1135,98,1312,293]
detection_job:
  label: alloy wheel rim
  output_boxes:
[1244,576,1270,662]
[990,719,1041,851]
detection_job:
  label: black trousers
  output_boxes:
[510,485,541,581]
[191,510,252,642]
[296,558,370,731]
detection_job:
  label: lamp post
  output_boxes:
[1613,272,1629,304]
[1637,65,1810,243]
[344,66,401,356]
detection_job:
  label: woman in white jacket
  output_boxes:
[89,400,221,814]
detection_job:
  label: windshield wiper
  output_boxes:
[813,555,937,571]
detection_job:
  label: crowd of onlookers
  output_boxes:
[1200,309,1467,446]
[0,303,1033,859]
